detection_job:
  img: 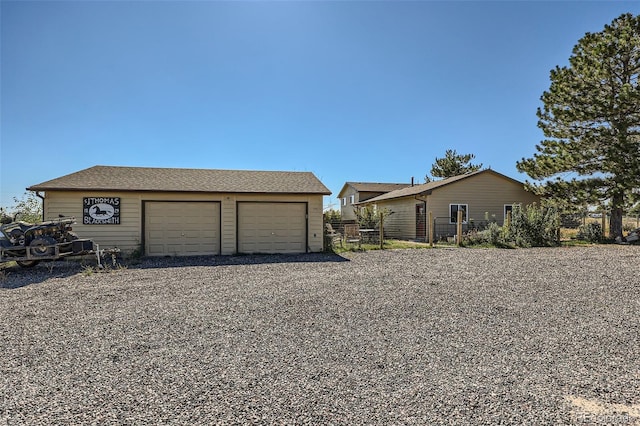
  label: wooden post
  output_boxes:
[379,212,384,250]
[601,208,606,240]
[428,211,433,247]
[457,210,463,246]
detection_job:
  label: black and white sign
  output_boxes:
[83,197,121,225]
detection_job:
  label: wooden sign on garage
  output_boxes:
[83,197,121,225]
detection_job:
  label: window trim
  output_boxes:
[449,203,468,224]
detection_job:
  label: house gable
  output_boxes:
[337,181,409,221]
[362,169,540,241]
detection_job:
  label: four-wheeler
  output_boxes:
[0,215,96,267]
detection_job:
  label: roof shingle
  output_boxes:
[347,182,410,192]
[337,182,410,198]
[28,165,331,195]
[361,169,524,203]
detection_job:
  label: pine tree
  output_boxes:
[517,13,640,239]
[430,149,483,179]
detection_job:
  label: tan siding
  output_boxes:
[375,198,418,240]
[43,191,324,255]
[307,195,324,252]
[427,173,540,226]
[44,191,142,253]
[370,173,540,241]
[340,186,358,221]
[221,196,236,255]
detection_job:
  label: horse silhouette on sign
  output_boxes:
[92,205,110,216]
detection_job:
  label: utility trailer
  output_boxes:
[0,216,119,268]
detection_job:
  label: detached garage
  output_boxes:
[27,166,331,256]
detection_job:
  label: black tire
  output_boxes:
[29,236,57,257]
[16,260,39,268]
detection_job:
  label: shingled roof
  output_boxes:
[28,165,331,195]
[347,182,410,192]
[361,169,524,203]
[337,182,410,198]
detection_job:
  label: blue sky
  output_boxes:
[2,1,639,211]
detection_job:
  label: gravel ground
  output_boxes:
[1,246,639,425]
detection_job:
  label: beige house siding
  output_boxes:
[426,172,540,226]
[340,189,395,222]
[339,186,359,221]
[43,191,324,255]
[368,172,540,241]
[375,198,419,240]
[338,182,410,222]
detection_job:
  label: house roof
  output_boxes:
[361,169,525,203]
[28,165,331,195]
[337,182,410,198]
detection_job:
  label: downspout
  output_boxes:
[34,191,45,221]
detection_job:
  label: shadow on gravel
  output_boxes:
[0,260,95,290]
[0,253,350,290]
[127,252,350,270]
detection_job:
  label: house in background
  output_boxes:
[337,182,410,221]
[359,169,540,241]
[28,165,330,256]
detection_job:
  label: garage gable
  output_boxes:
[28,166,330,255]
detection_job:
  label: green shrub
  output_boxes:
[323,209,341,224]
[354,205,379,229]
[576,222,602,242]
[506,203,560,247]
[463,229,487,245]
[353,205,392,230]
[486,222,503,246]
[463,222,505,247]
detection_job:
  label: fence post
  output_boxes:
[428,211,433,247]
[379,212,384,250]
[457,210,463,246]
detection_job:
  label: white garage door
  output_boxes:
[145,202,220,256]
[238,202,306,254]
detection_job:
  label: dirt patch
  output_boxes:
[567,395,640,424]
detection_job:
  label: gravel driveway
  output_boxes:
[1,246,639,425]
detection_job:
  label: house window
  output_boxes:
[350,195,355,204]
[342,198,347,206]
[450,204,468,224]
